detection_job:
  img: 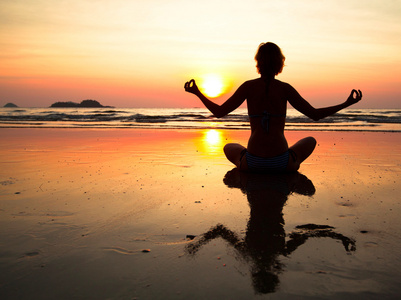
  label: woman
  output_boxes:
[184,42,362,172]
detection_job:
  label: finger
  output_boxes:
[354,90,361,100]
[358,89,362,99]
[354,89,360,99]
[185,81,191,91]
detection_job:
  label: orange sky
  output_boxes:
[1,0,400,108]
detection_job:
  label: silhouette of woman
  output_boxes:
[184,42,362,172]
[185,169,356,294]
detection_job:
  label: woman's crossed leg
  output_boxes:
[223,136,316,172]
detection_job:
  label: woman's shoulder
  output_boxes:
[243,78,262,85]
[273,78,290,87]
[238,78,260,92]
[273,79,295,94]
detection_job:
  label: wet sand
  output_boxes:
[0,128,400,299]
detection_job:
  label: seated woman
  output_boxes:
[184,42,362,172]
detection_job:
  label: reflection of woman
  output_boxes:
[186,169,356,294]
[185,42,362,172]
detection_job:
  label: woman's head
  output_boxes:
[255,42,285,77]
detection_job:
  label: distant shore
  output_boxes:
[50,99,113,108]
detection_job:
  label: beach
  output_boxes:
[1,128,400,299]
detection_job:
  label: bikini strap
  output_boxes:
[250,111,286,133]
[261,111,270,133]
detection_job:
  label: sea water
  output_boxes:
[1,107,400,132]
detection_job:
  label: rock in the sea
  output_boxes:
[4,103,18,107]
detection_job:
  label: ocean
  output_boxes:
[0,107,400,132]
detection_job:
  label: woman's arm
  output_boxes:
[184,79,247,118]
[286,84,362,121]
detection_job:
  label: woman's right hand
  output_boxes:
[184,79,200,95]
[346,89,363,105]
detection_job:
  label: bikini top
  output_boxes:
[249,111,286,133]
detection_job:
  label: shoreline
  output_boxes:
[0,126,400,133]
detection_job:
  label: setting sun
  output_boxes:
[200,74,225,98]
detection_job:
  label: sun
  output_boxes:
[200,74,225,98]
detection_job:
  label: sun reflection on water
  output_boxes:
[196,129,225,156]
[204,129,221,145]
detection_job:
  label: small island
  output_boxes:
[50,99,112,108]
[4,103,19,108]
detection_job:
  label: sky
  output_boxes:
[1,0,400,108]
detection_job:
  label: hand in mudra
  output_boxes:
[346,89,363,105]
[184,79,200,95]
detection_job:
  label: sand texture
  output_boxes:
[1,128,401,299]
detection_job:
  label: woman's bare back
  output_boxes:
[244,78,289,157]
